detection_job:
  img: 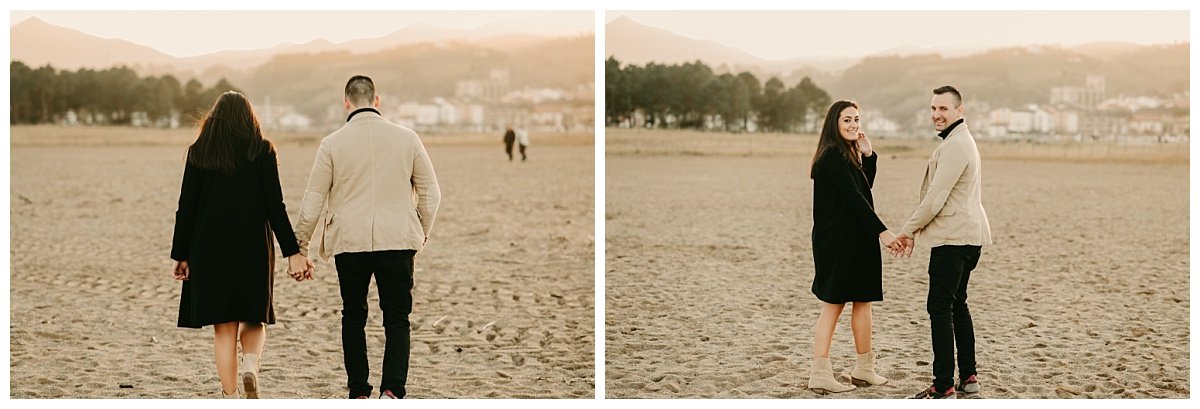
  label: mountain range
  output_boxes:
[11,17,595,121]
[11,17,575,75]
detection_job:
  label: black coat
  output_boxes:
[810,150,886,303]
[171,144,300,328]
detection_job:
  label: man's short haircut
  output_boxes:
[933,85,962,107]
[345,75,376,107]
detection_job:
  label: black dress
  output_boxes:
[810,150,886,304]
[171,143,301,328]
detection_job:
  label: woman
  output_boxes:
[170,91,312,398]
[807,100,899,394]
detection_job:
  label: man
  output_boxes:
[896,86,992,399]
[516,126,530,162]
[503,126,516,161]
[294,75,441,399]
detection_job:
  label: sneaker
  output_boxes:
[910,385,956,399]
[957,375,980,398]
[379,389,399,399]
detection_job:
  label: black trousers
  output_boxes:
[518,144,527,160]
[505,141,515,160]
[334,250,416,398]
[927,245,981,391]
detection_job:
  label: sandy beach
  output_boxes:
[604,129,1189,398]
[9,126,595,398]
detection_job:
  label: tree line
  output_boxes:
[605,57,831,132]
[10,60,241,126]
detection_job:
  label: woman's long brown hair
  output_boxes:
[810,100,861,179]
[187,91,272,176]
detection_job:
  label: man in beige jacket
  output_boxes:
[897,86,991,399]
[293,75,441,399]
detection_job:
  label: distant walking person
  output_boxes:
[897,86,992,399]
[807,100,900,395]
[503,126,517,161]
[293,75,441,399]
[516,126,530,161]
[170,91,314,399]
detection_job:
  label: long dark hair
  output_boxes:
[186,91,273,176]
[810,100,861,179]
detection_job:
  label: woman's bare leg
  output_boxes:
[813,302,846,358]
[213,322,240,395]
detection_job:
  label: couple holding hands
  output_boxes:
[807,86,992,399]
[170,75,441,399]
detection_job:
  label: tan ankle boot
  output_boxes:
[809,357,856,394]
[850,351,889,386]
[241,352,260,399]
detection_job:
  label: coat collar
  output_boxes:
[938,118,965,139]
[347,107,381,122]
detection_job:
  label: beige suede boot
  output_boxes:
[809,357,856,394]
[241,352,260,399]
[850,351,889,386]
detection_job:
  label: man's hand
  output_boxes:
[896,233,915,257]
[172,260,189,281]
[303,258,316,281]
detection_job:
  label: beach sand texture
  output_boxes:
[604,129,1189,398]
[9,127,595,398]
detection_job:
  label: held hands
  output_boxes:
[288,253,315,282]
[879,231,914,258]
[172,260,189,281]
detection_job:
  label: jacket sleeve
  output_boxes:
[294,140,334,257]
[170,159,203,261]
[863,152,878,188]
[411,135,441,240]
[900,142,969,237]
[259,147,300,257]
[818,154,887,235]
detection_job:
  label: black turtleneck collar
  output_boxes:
[347,107,381,122]
[938,118,964,139]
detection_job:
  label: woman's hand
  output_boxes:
[879,231,901,255]
[172,260,189,281]
[857,132,873,157]
[288,253,311,282]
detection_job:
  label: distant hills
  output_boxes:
[826,43,1189,126]
[606,16,1189,126]
[11,17,594,121]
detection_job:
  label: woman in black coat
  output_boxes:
[170,91,313,398]
[807,100,901,394]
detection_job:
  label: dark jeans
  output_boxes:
[927,245,981,391]
[505,141,515,160]
[335,250,416,398]
[518,144,527,161]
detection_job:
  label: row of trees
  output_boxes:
[605,57,830,132]
[10,60,240,126]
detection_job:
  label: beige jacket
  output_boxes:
[900,123,992,247]
[294,110,441,260]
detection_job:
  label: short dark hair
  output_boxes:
[345,75,376,107]
[933,85,962,107]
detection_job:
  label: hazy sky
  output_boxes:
[10,11,595,57]
[607,11,1190,59]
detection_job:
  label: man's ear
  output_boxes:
[373,95,381,109]
[344,98,352,111]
